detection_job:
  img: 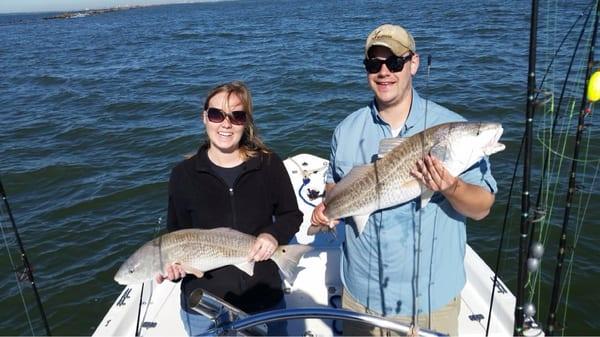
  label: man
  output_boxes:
[311,24,497,336]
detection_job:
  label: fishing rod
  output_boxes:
[485,6,593,336]
[533,2,594,219]
[411,53,433,332]
[546,2,600,334]
[514,0,539,334]
[0,177,52,336]
[526,1,595,314]
[535,3,593,98]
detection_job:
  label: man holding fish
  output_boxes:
[311,24,503,336]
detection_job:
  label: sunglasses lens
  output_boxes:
[364,55,411,74]
[206,108,247,125]
[207,108,225,123]
[386,57,404,72]
[230,111,247,125]
[364,59,383,73]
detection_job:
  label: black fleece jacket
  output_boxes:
[167,146,303,313]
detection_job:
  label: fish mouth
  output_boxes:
[113,274,126,285]
[485,142,506,156]
[482,124,505,155]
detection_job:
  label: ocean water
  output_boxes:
[1,0,599,335]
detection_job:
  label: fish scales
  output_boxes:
[325,125,439,220]
[114,227,312,285]
[158,229,254,268]
[314,122,505,235]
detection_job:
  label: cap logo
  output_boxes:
[372,30,391,41]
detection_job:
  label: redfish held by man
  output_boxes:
[309,121,505,235]
[114,227,311,285]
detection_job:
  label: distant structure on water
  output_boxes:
[43,6,144,20]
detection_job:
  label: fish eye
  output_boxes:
[129,268,135,274]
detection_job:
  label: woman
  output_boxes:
[159,81,303,336]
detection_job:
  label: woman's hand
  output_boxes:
[248,233,278,262]
[155,263,187,284]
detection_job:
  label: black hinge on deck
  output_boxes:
[141,322,157,328]
[469,314,485,322]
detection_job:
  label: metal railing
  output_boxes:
[189,289,447,337]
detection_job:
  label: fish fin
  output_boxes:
[326,164,372,202]
[307,225,338,241]
[429,141,451,162]
[378,137,408,157]
[180,265,205,279]
[307,224,327,235]
[420,189,434,208]
[234,261,255,276]
[271,244,312,284]
[327,229,338,242]
[352,214,371,234]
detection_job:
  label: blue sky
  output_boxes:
[0,1,202,14]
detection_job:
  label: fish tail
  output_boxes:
[306,224,331,235]
[271,244,312,284]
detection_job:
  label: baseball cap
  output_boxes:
[365,24,416,58]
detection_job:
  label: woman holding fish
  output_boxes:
[159,81,303,336]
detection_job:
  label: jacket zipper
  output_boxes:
[208,164,254,229]
[229,187,236,227]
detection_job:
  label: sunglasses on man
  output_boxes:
[206,107,247,125]
[363,53,413,74]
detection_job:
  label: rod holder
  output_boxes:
[188,288,267,336]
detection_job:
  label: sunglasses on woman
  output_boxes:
[206,107,247,125]
[363,54,413,74]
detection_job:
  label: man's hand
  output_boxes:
[308,202,340,234]
[411,154,458,193]
[411,154,494,220]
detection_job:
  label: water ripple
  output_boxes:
[1,0,598,335]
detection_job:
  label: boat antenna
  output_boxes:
[514,0,540,334]
[546,2,600,334]
[0,177,52,336]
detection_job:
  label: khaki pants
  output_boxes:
[342,289,460,336]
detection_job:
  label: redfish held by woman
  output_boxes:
[114,227,311,285]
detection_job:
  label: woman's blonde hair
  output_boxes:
[203,81,270,160]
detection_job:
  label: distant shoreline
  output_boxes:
[42,5,147,20]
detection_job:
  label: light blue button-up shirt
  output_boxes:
[326,89,497,316]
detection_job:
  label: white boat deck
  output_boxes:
[93,153,515,336]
